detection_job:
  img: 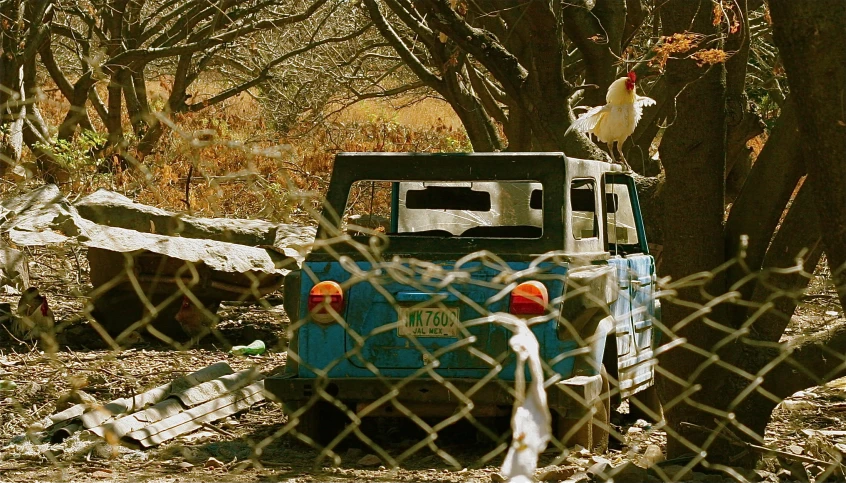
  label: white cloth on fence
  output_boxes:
[500,317,552,483]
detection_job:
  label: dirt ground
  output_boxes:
[1,247,844,482]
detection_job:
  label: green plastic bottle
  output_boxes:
[229,340,266,356]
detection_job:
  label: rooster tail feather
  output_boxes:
[635,95,656,107]
[570,105,608,134]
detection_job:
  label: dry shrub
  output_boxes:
[335,97,463,131]
[4,84,468,225]
[651,33,704,71]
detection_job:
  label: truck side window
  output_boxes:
[606,183,640,247]
[571,179,597,240]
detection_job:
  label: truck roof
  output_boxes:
[329,152,616,180]
[313,153,622,260]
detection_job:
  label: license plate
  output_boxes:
[397,307,460,338]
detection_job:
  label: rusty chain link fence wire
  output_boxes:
[1,109,845,483]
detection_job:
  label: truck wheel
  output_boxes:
[288,401,346,447]
[556,366,610,452]
[628,383,663,423]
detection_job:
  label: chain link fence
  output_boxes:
[1,110,846,483]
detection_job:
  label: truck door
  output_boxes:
[605,174,656,398]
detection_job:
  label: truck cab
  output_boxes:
[266,152,659,450]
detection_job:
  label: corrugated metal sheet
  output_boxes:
[37,361,267,448]
[170,367,260,407]
[88,399,185,440]
[41,362,233,431]
[81,362,234,429]
[125,381,266,448]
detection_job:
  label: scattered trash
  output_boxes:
[586,456,611,478]
[179,430,217,443]
[609,462,648,483]
[643,444,665,466]
[537,466,577,481]
[357,453,382,466]
[205,456,226,468]
[632,418,651,429]
[344,447,364,460]
[500,316,551,483]
[55,390,98,411]
[229,340,266,356]
[782,399,816,411]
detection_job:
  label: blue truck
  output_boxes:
[266,152,660,450]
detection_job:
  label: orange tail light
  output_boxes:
[509,281,549,315]
[308,281,344,323]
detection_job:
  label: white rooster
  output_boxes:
[568,71,656,171]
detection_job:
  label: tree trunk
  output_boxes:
[657,0,728,461]
[769,0,846,310]
[503,106,533,152]
[442,65,503,151]
[1,1,24,172]
[712,183,824,458]
[0,0,52,174]
[725,317,846,448]
[723,0,763,203]
[58,72,98,140]
[107,70,125,147]
[724,99,804,295]
[39,37,96,133]
[748,183,823,343]
[1,64,25,173]
[561,0,623,107]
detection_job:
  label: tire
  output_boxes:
[628,383,663,423]
[288,401,347,447]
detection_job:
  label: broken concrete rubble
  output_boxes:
[75,189,315,249]
[0,185,313,338]
[0,246,29,290]
[0,185,304,273]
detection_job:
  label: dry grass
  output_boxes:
[334,97,463,131]
[4,82,467,225]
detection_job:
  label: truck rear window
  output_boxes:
[344,181,543,238]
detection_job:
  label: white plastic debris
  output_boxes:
[500,317,552,483]
[781,399,816,411]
